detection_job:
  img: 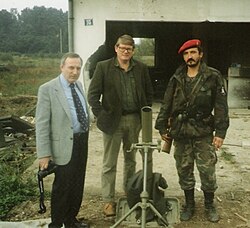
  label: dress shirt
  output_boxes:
[60,74,88,133]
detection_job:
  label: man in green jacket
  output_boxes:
[88,34,153,216]
[155,39,229,223]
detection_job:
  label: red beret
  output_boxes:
[178,39,201,54]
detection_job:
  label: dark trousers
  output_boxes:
[50,132,89,227]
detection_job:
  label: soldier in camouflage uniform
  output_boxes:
[155,39,229,223]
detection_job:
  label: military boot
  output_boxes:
[203,191,220,223]
[180,189,195,221]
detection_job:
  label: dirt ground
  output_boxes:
[2,97,250,228]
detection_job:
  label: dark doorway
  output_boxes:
[102,21,250,99]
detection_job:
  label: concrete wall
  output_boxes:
[72,0,250,69]
[71,0,250,108]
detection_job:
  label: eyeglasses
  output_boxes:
[117,46,134,53]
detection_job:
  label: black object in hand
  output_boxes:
[37,160,57,214]
[38,160,57,179]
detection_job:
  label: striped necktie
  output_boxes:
[70,83,88,132]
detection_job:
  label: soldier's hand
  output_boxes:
[213,137,224,150]
[161,134,171,142]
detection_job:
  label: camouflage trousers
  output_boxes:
[173,135,218,192]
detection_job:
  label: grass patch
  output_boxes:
[0,54,60,97]
[0,53,60,219]
[220,148,236,164]
[0,145,37,220]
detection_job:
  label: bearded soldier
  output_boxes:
[155,39,229,223]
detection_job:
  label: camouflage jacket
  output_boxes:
[155,61,229,139]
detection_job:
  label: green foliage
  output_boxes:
[0,53,14,62]
[0,147,38,220]
[0,54,58,220]
[0,53,60,96]
[0,10,19,53]
[134,38,155,66]
[135,38,155,56]
[220,148,236,164]
[0,7,68,54]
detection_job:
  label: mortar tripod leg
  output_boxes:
[147,203,169,227]
[110,202,142,228]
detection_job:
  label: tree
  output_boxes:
[0,7,68,53]
[0,10,19,52]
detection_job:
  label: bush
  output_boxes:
[0,52,14,63]
[0,147,37,220]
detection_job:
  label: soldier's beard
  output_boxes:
[186,58,200,68]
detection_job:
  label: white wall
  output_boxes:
[72,0,250,85]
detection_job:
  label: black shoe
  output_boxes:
[205,205,220,223]
[203,191,220,223]
[64,220,89,228]
[181,189,195,221]
[180,204,195,221]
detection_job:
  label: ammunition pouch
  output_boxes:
[170,111,214,139]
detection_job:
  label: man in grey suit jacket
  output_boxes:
[36,53,89,228]
[88,34,153,216]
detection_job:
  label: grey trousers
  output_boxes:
[102,113,141,202]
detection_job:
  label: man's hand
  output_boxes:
[213,137,224,150]
[39,157,51,170]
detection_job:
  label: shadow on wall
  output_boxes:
[83,42,115,93]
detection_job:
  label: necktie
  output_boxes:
[70,83,88,132]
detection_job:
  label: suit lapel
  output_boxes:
[131,62,142,100]
[54,77,72,122]
[133,64,141,87]
[110,62,122,100]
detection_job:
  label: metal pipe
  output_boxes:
[141,106,152,143]
[68,0,74,52]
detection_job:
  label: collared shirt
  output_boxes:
[60,74,88,133]
[114,58,139,112]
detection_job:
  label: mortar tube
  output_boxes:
[140,106,153,195]
[141,106,152,143]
